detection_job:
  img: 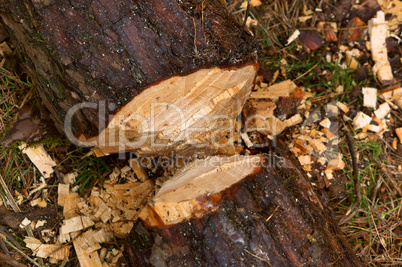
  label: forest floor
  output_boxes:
[0,0,401,266]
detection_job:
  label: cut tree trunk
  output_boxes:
[124,142,363,266]
[0,0,258,156]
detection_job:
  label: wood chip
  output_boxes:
[326,155,345,171]
[63,193,80,219]
[35,219,46,229]
[309,139,327,153]
[250,80,297,100]
[25,237,71,261]
[286,30,300,46]
[368,11,395,84]
[393,138,398,149]
[240,132,253,148]
[265,116,287,135]
[353,112,372,130]
[396,128,402,143]
[319,118,331,128]
[60,216,94,235]
[321,128,337,140]
[374,102,391,119]
[19,143,57,178]
[19,217,31,228]
[63,172,77,185]
[129,159,148,182]
[345,49,361,69]
[367,124,382,133]
[58,184,70,206]
[298,155,312,165]
[362,87,378,108]
[73,230,105,267]
[284,114,303,127]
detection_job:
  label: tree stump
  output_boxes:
[124,142,363,266]
[0,0,258,156]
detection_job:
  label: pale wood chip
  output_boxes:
[319,118,331,128]
[250,80,296,100]
[264,116,287,135]
[63,172,77,185]
[396,128,402,143]
[309,139,327,153]
[284,114,303,127]
[298,155,312,166]
[19,143,56,178]
[58,184,70,207]
[345,49,361,69]
[24,236,71,261]
[60,216,94,235]
[129,159,148,182]
[63,193,80,219]
[337,102,349,113]
[368,11,395,84]
[321,128,336,140]
[353,112,372,130]
[362,87,378,108]
[19,217,31,228]
[374,102,391,119]
[240,132,254,148]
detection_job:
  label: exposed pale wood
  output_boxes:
[86,65,258,156]
[140,155,263,227]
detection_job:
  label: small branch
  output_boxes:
[1,237,41,267]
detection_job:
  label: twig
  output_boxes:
[0,250,28,267]
[346,133,361,204]
[1,237,41,267]
[339,132,360,225]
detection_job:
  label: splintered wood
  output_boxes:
[25,162,154,266]
[244,80,304,136]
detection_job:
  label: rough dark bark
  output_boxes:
[124,142,363,266]
[0,0,257,139]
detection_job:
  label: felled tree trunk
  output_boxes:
[124,142,363,266]
[0,0,258,156]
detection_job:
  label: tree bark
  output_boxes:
[0,0,258,156]
[124,142,363,266]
